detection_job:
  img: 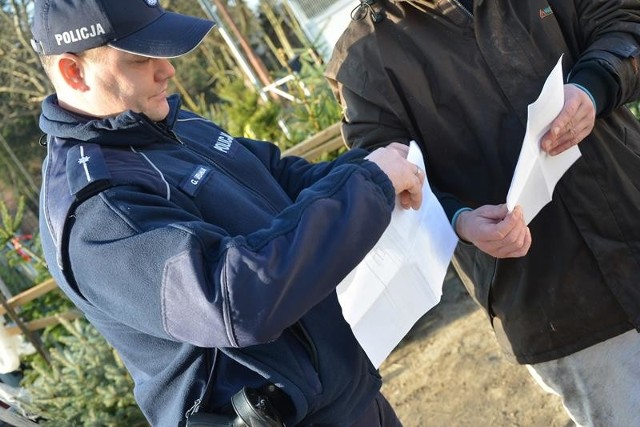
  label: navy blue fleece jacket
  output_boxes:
[39,94,396,426]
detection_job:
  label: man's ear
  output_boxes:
[57,54,89,91]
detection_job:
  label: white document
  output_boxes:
[337,141,458,368]
[506,55,582,224]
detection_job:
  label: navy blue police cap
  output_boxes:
[31,0,216,58]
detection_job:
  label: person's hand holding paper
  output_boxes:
[365,142,425,210]
[455,56,583,257]
[337,142,458,368]
[455,204,531,259]
[540,83,597,156]
[506,56,583,224]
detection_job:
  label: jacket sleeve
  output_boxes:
[327,75,468,221]
[236,136,372,201]
[68,159,395,349]
[569,0,640,115]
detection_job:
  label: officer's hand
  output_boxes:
[455,204,531,258]
[541,84,595,156]
[366,142,424,210]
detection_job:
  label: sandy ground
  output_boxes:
[378,277,574,427]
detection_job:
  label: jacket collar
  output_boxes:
[39,94,182,147]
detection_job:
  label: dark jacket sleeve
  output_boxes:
[327,65,468,220]
[237,135,372,201]
[68,159,395,349]
[568,0,640,115]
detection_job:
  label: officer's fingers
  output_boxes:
[385,142,409,158]
[398,190,412,209]
[398,172,423,210]
[408,182,423,210]
[416,167,426,186]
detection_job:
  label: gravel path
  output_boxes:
[379,279,573,427]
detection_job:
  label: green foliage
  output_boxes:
[1,115,45,182]
[0,263,32,295]
[277,52,343,147]
[0,197,49,289]
[19,319,147,426]
[204,78,285,146]
[20,287,74,323]
[0,197,25,244]
[197,50,342,153]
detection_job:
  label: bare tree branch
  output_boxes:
[0,0,51,117]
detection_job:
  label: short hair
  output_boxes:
[38,54,56,81]
[38,46,106,82]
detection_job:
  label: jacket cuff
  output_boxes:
[359,160,396,209]
[451,207,473,243]
[569,83,596,111]
[437,194,466,223]
[568,64,619,116]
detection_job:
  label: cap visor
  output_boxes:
[109,12,215,58]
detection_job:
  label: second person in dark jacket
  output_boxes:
[326,0,640,425]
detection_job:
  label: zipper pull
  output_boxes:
[185,398,202,419]
[168,129,183,143]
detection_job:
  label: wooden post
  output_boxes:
[209,0,273,89]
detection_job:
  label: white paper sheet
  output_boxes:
[506,55,582,224]
[337,141,458,368]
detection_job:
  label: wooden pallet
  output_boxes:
[282,122,346,161]
[0,278,82,336]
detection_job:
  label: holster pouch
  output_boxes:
[231,387,283,426]
[184,387,284,427]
